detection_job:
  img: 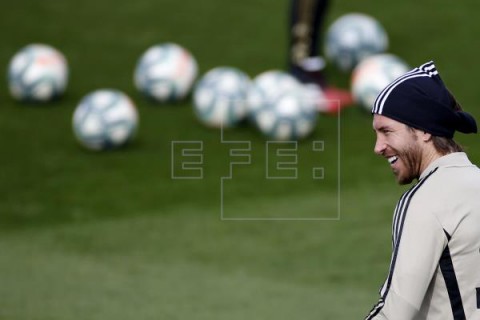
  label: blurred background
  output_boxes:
[1,0,479,319]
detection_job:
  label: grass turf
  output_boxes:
[1,0,480,319]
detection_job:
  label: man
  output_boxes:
[288,0,353,114]
[366,61,480,320]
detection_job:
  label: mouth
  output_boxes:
[387,156,398,165]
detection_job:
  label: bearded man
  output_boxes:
[366,61,480,320]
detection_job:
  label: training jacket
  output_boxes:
[366,152,480,320]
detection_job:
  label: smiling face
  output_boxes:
[373,114,425,185]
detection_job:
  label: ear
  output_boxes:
[421,131,432,142]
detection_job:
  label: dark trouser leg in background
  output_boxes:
[288,0,329,87]
[287,0,354,113]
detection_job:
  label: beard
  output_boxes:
[394,142,423,185]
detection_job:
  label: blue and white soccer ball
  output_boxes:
[325,13,388,72]
[72,89,139,151]
[247,70,303,109]
[193,66,251,128]
[7,43,68,102]
[134,43,198,103]
[247,70,318,141]
[351,54,410,111]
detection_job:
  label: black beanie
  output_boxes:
[372,61,477,139]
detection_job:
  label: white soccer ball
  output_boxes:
[325,13,388,72]
[247,71,317,140]
[72,89,139,151]
[7,43,68,102]
[134,43,198,103]
[193,66,251,128]
[247,70,303,113]
[351,54,410,111]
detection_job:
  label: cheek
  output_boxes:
[388,135,410,152]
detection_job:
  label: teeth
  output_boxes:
[388,156,398,164]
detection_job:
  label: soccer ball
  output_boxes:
[325,13,388,72]
[134,42,198,103]
[351,54,410,111]
[72,89,139,151]
[193,66,251,128]
[249,90,318,141]
[247,70,303,111]
[7,43,68,102]
[247,71,317,141]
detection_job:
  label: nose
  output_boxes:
[374,137,386,155]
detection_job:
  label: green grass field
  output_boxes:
[1,0,480,319]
